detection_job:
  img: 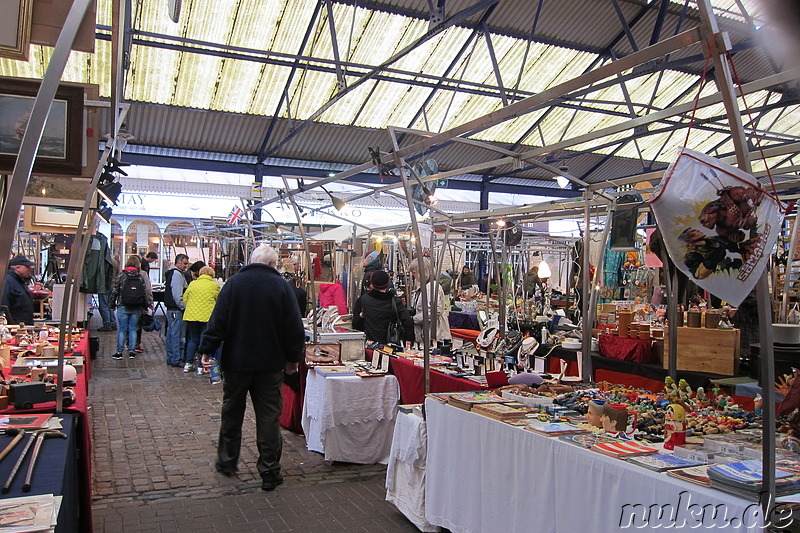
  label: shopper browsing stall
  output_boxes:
[198,245,305,491]
[164,254,190,367]
[352,270,414,345]
[2,255,35,326]
[457,266,476,292]
[409,257,452,346]
[109,255,152,359]
[183,266,220,374]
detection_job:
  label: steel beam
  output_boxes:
[325,0,347,91]
[0,0,94,317]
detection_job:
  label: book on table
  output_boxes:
[667,465,713,487]
[590,439,659,459]
[446,391,506,410]
[523,421,590,437]
[471,403,527,421]
[559,433,620,448]
[626,453,705,472]
[706,460,800,496]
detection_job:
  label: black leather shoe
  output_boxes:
[215,462,237,477]
[261,471,283,491]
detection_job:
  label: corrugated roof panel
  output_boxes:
[760,104,800,138]
[393,85,459,129]
[249,64,293,115]
[127,45,180,104]
[173,53,224,108]
[212,60,264,113]
[288,70,339,119]
[228,0,287,50]
[396,25,471,78]
[472,108,550,144]
[270,1,323,56]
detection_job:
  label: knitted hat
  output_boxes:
[370,270,390,290]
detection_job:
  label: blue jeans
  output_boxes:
[116,306,141,353]
[98,293,116,327]
[184,321,207,365]
[166,309,186,366]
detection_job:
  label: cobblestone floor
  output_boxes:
[89,314,421,532]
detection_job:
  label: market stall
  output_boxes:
[301,368,399,464]
[424,399,769,533]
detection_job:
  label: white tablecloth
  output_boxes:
[425,399,766,533]
[302,369,399,464]
[386,411,439,532]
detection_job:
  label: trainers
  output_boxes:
[134,346,144,353]
[183,363,196,373]
[98,325,113,332]
[128,353,136,359]
[111,353,123,360]
[261,471,283,491]
[196,366,204,375]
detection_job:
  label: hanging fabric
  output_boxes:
[649,147,787,306]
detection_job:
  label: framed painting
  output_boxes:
[0,78,84,175]
[0,0,32,61]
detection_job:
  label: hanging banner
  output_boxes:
[649,148,786,306]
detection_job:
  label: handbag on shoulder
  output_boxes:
[386,297,405,346]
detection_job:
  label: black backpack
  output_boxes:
[120,273,146,307]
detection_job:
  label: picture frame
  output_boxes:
[23,175,93,209]
[0,0,33,61]
[0,78,84,176]
[0,413,52,430]
[22,205,82,234]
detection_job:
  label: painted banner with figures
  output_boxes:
[649,148,786,306]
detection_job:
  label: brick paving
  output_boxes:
[89,316,421,532]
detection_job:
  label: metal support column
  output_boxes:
[696,0,776,511]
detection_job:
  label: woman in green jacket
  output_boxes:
[182,266,221,374]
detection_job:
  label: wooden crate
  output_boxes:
[663,327,740,375]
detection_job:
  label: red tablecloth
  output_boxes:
[1,332,92,533]
[389,355,487,404]
[598,334,658,364]
[280,361,308,435]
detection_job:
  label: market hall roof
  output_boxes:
[1,0,798,198]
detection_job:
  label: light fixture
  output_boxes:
[98,180,122,205]
[555,165,571,189]
[97,202,113,223]
[423,186,437,205]
[320,186,347,211]
[538,257,552,279]
[496,219,507,228]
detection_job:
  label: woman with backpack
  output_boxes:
[109,255,153,359]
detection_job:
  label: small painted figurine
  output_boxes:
[754,394,763,416]
[663,403,687,450]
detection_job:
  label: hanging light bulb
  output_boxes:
[538,257,551,279]
[496,219,506,228]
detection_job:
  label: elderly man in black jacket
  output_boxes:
[198,245,305,491]
[352,270,414,345]
[2,255,35,325]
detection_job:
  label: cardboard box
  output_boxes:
[663,327,740,375]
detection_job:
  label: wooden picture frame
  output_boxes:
[0,0,32,61]
[0,78,84,175]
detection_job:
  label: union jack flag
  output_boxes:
[227,206,244,225]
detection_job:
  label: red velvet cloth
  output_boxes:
[1,333,92,533]
[594,369,665,392]
[389,355,487,404]
[598,334,658,363]
[279,361,308,434]
[450,328,481,344]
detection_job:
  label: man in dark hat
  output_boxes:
[3,255,35,325]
